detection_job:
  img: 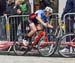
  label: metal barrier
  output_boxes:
[63,13,75,34]
[8,15,29,41]
[0,14,61,42]
[0,16,7,40]
[50,13,59,28]
[63,13,75,53]
[51,13,65,37]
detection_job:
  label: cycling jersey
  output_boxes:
[29,10,49,25]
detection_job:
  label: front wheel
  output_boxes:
[38,34,58,57]
[58,33,75,58]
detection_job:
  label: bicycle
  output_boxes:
[58,33,75,57]
[13,20,57,56]
[13,15,66,56]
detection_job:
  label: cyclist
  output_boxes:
[23,6,53,47]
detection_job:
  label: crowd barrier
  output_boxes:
[0,13,75,55]
[63,13,75,34]
[0,14,60,42]
[0,16,7,40]
[63,13,75,53]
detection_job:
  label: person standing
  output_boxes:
[20,0,31,35]
[0,0,7,40]
[61,0,75,34]
[5,0,22,41]
[61,0,75,52]
[0,0,6,16]
[40,0,51,9]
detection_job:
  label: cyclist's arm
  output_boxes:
[36,16,46,26]
[36,16,53,28]
[46,22,53,28]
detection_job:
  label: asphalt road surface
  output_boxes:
[0,55,75,63]
[0,51,75,63]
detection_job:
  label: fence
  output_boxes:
[50,13,59,29]
[63,13,75,53]
[8,15,29,41]
[63,13,75,34]
[0,16,7,40]
[0,14,60,42]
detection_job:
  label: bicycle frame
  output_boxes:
[31,28,56,48]
[31,22,65,49]
[32,31,48,46]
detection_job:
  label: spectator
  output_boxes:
[50,0,58,12]
[0,0,7,40]
[20,0,31,34]
[61,0,75,34]
[6,0,15,15]
[5,0,22,41]
[6,0,21,15]
[20,0,31,15]
[0,0,6,16]
[60,0,75,52]
[40,0,51,9]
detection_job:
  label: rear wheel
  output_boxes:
[13,21,30,56]
[13,33,29,56]
[58,33,75,58]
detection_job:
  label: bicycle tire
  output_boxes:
[13,33,28,56]
[58,33,75,58]
[38,34,58,57]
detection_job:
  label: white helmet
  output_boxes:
[44,6,53,13]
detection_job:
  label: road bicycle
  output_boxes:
[13,20,57,56]
[58,33,75,57]
[13,15,66,56]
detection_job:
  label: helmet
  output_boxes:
[44,6,53,13]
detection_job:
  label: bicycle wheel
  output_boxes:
[38,34,58,57]
[13,33,29,56]
[58,33,75,58]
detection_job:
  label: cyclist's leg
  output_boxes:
[25,20,37,45]
[36,24,42,31]
[28,23,37,37]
